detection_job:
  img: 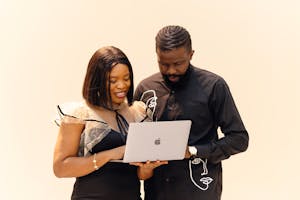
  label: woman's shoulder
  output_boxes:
[129,101,147,122]
[55,101,91,125]
[60,101,90,117]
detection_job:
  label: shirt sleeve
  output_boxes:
[133,84,157,122]
[54,102,88,126]
[133,84,143,101]
[196,78,249,163]
[130,101,147,122]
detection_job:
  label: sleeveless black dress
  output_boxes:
[71,129,142,200]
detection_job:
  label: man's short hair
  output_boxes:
[155,25,192,52]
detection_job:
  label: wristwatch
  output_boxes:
[188,146,197,157]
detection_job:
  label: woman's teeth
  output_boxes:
[116,92,126,98]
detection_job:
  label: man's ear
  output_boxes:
[190,50,195,60]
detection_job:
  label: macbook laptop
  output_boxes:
[120,120,192,163]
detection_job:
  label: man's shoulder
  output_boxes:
[134,72,164,101]
[138,72,163,86]
[192,66,224,84]
[193,66,222,79]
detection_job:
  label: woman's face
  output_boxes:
[108,63,131,106]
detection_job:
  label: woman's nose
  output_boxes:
[116,81,126,89]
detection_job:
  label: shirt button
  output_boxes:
[171,90,175,94]
[165,178,170,182]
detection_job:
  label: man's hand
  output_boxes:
[185,146,192,158]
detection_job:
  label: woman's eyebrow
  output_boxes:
[110,73,130,78]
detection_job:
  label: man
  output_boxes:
[134,25,249,200]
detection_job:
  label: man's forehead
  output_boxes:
[157,50,189,62]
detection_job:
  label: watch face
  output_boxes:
[189,146,197,155]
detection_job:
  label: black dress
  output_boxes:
[71,129,142,200]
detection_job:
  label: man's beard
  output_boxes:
[162,67,191,88]
[162,74,185,87]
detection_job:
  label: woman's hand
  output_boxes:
[130,160,168,180]
[130,160,168,169]
[108,145,126,160]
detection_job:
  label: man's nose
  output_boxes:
[166,66,176,75]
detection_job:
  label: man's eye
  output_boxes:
[110,80,116,83]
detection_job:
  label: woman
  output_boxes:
[53,46,147,199]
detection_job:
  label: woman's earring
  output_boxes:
[97,91,100,97]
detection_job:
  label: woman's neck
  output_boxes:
[90,102,134,132]
[111,102,127,111]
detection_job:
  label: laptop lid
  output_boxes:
[122,120,191,163]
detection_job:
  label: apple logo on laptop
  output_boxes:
[154,138,161,145]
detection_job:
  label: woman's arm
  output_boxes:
[53,121,125,178]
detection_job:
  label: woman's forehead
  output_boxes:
[110,63,129,77]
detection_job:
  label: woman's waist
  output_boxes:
[79,162,137,178]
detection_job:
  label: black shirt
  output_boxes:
[134,65,249,200]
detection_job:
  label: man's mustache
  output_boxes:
[166,74,182,79]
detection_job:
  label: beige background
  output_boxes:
[1,0,299,199]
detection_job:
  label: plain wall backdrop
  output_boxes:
[1,0,299,199]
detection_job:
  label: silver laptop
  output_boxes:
[121,120,191,163]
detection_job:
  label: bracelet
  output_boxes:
[92,153,99,170]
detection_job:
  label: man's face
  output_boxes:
[157,47,194,83]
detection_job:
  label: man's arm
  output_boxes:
[195,78,249,163]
